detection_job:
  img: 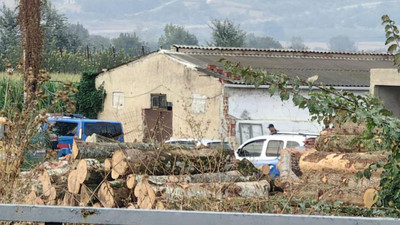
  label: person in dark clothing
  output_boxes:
[268,124,278,135]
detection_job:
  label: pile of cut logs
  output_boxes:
[25,139,270,209]
[276,122,386,208]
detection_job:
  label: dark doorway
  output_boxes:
[143,109,173,143]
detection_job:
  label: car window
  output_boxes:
[266,140,284,157]
[84,122,123,140]
[239,140,265,157]
[50,122,78,136]
[287,141,300,148]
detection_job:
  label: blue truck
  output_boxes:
[31,114,124,158]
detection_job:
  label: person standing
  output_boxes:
[268,124,278,135]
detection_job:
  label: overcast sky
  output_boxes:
[3,0,400,50]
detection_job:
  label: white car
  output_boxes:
[235,132,318,176]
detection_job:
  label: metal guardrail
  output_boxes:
[0,204,399,225]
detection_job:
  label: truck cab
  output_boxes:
[45,114,124,150]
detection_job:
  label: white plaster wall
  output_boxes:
[225,87,367,144]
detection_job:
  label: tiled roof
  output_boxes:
[166,45,396,87]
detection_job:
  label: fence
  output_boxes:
[0,204,399,225]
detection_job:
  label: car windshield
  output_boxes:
[50,121,78,136]
[84,122,123,140]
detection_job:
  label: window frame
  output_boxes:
[112,91,124,109]
[265,140,284,157]
[238,139,266,157]
[239,123,264,144]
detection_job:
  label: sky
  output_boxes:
[2,0,400,51]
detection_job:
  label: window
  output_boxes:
[112,92,124,109]
[84,122,123,140]
[151,94,167,109]
[287,141,300,148]
[266,140,284,157]
[239,123,263,144]
[50,122,78,136]
[238,140,265,157]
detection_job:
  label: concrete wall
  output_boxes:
[224,86,367,145]
[371,69,400,118]
[95,52,224,142]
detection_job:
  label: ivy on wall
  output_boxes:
[76,71,105,118]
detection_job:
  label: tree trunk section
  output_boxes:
[315,135,370,152]
[98,181,131,208]
[152,180,270,199]
[73,140,138,160]
[67,170,81,194]
[364,188,378,209]
[76,159,104,184]
[129,171,257,186]
[299,152,387,173]
[111,148,230,176]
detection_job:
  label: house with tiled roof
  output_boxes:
[95,45,395,146]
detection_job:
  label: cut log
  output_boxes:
[48,187,57,202]
[26,190,37,205]
[63,192,77,206]
[134,178,156,209]
[133,171,256,185]
[104,158,112,172]
[111,169,120,180]
[152,180,270,199]
[98,181,131,208]
[72,140,137,160]
[364,188,378,209]
[275,148,314,189]
[299,152,387,174]
[126,174,136,189]
[80,184,92,206]
[301,172,380,189]
[41,170,52,197]
[98,182,114,208]
[71,138,79,160]
[155,201,165,210]
[261,165,270,176]
[76,159,104,184]
[93,202,102,208]
[47,166,70,184]
[321,122,366,136]
[111,148,231,176]
[315,135,369,152]
[67,170,81,194]
[236,158,261,176]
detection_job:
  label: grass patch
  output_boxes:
[0,72,81,83]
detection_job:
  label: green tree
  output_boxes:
[88,34,111,50]
[209,18,246,47]
[0,4,20,68]
[68,22,90,46]
[0,4,20,52]
[41,2,81,53]
[246,33,282,49]
[382,15,400,72]
[289,36,308,50]
[112,33,144,55]
[328,35,357,51]
[158,24,198,49]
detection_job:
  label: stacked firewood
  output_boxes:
[276,122,386,208]
[25,140,270,209]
